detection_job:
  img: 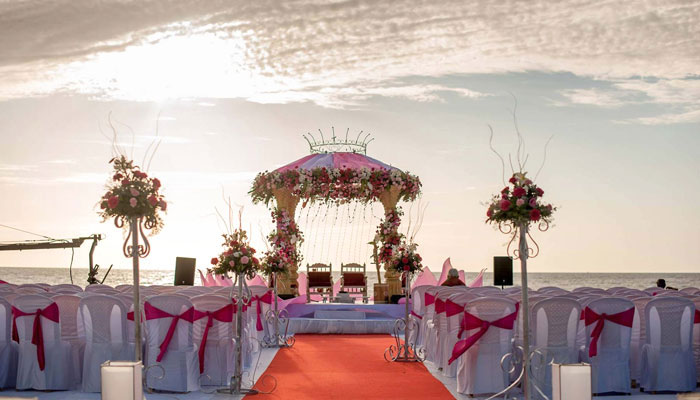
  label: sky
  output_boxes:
[0,0,699,277]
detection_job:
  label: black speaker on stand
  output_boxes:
[174,257,196,286]
[493,256,513,289]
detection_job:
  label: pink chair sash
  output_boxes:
[251,291,273,331]
[424,292,435,307]
[144,302,195,362]
[435,298,446,314]
[410,311,423,320]
[193,304,233,374]
[695,309,699,324]
[584,306,634,357]
[11,302,60,371]
[445,299,465,317]
[448,303,519,365]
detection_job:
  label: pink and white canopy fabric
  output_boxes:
[275,152,399,172]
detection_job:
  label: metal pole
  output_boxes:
[131,217,142,362]
[404,271,410,360]
[273,272,280,344]
[234,274,243,393]
[519,224,530,400]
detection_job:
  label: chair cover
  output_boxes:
[426,286,467,364]
[538,286,568,295]
[440,292,477,377]
[581,297,634,394]
[50,284,82,293]
[0,298,17,388]
[640,297,696,391]
[530,298,580,400]
[84,284,113,292]
[79,295,131,392]
[191,295,236,387]
[407,285,432,347]
[51,294,85,388]
[468,286,502,296]
[144,295,199,392]
[453,297,518,395]
[629,297,653,383]
[12,294,74,390]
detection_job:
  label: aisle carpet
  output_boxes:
[248,334,454,399]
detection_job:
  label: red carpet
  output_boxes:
[248,334,454,399]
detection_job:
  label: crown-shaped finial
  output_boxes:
[303,127,373,154]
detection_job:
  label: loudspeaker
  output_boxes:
[493,256,513,287]
[174,257,196,286]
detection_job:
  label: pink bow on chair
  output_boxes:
[424,292,435,307]
[12,302,60,371]
[144,302,195,362]
[584,306,634,357]
[193,304,234,374]
[448,303,519,365]
[251,291,273,331]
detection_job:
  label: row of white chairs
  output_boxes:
[410,285,700,397]
[0,283,275,392]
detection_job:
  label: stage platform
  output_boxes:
[285,303,405,334]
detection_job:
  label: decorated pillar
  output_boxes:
[378,185,403,297]
[272,188,300,295]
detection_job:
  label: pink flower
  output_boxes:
[130,188,140,196]
[108,196,119,209]
[530,209,541,221]
[159,200,167,211]
[229,261,235,267]
[524,179,532,185]
[148,195,158,206]
[240,256,250,265]
[516,198,525,206]
[513,187,526,197]
[486,208,493,217]
[210,257,219,265]
[129,198,137,208]
[500,199,511,211]
[121,179,130,186]
[529,197,537,208]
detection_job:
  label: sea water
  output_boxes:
[1,267,699,294]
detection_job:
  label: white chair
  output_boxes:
[692,297,700,385]
[12,294,74,390]
[50,284,82,293]
[538,286,568,295]
[530,298,580,400]
[503,286,522,295]
[468,286,503,296]
[78,295,131,392]
[144,295,199,392]
[440,292,477,377]
[84,284,113,292]
[0,297,18,388]
[640,297,696,392]
[643,286,661,295]
[418,286,439,351]
[51,294,85,389]
[630,296,653,384]
[191,295,236,387]
[427,286,467,364]
[91,287,121,296]
[581,297,634,394]
[115,284,133,292]
[408,285,432,347]
[679,287,699,294]
[454,297,518,395]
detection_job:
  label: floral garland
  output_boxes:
[249,167,421,206]
[210,229,260,278]
[376,207,404,265]
[98,156,167,233]
[266,209,304,269]
[486,172,555,227]
[389,242,423,275]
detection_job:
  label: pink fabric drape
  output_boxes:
[448,303,520,365]
[11,302,60,371]
[193,304,233,373]
[438,258,452,285]
[205,272,217,287]
[144,302,195,362]
[411,265,438,289]
[584,306,635,357]
[247,274,267,287]
[468,268,486,288]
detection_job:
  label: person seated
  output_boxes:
[441,268,465,287]
[656,278,678,291]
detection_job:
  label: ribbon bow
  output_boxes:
[445,299,465,318]
[435,298,446,314]
[424,293,435,307]
[448,302,519,365]
[251,291,273,331]
[584,306,634,357]
[144,302,195,362]
[11,302,60,371]
[193,304,234,374]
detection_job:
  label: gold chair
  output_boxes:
[340,263,368,303]
[306,263,333,303]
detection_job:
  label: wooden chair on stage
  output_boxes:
[340,263,368,303]
[306,263,333,303]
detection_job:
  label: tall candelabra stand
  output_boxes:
[218,273,258,395]
[384,270,423,362]
[263,272,295,348]
[486,222,549,400]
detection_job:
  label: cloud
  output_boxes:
[0,164,36,171]
[619,109,700,125]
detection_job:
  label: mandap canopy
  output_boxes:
[250,151,421,296]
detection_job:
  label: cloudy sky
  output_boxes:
[1,0,698,276]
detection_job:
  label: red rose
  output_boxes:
[147,195,158,206]
[513,187,526,197]
[152,178,161,189]
[107,195,119,209]
[486,208,493,217]
[500,199,511,211]
[210,257,219,265]
[121,179,130,186]
[403,264,410,271]
[501,187,509,194]
[530,209,541,221]
[402,257,409,264]
[509,176,517,184]
[113,173,123,181]
[535,187,544,196]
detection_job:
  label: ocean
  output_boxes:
[1,267,699,294]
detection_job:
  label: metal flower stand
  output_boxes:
[262,272,295,348]
[384,270,423,362]
[218,273,258,395]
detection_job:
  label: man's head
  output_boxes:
[448,268,459,279]
[656,278,666,288]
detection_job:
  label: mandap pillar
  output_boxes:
[379,185,403,298]
[272,188,300,296]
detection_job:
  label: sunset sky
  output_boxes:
[1,0,699,275]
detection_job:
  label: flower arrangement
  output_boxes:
[376,208,404,264]
[249,167,421,206]
[260,250,289,277]
[266,209,304,268]
[210,229,260,278]
[390,242,423,275]
[98,156,167,232]
[485,172,555,227]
